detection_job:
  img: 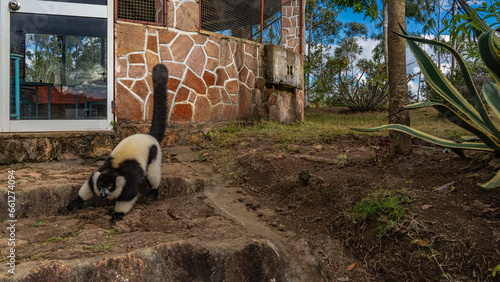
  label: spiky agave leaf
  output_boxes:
[478,30,500,85]
[396,27,500,139]
[483,83,500,119]
[353,124,495,152]
[402,101,500,151]
[478,171,500,191]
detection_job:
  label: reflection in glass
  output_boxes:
[10,14,107,120]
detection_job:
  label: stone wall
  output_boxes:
[115,0,304,125]
[282,0,303,53]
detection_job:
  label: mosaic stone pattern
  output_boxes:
[115,0,304,124]
[282,0,303,53]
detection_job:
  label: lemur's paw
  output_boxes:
[67,197,84,211]
[148,189,159,201]
[110,212,124,222]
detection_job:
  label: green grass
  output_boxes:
[86,228,119,252]
[352,190,417,236]
[205,107,468,148]
[89,240,113,251]
[31,253,46,260]
[31,221,45,227]
[45,236,65,243]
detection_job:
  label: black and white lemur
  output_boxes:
[67,64,169,222]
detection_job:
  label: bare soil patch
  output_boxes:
[197,108,500,281]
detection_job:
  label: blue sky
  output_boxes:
[337,9,378,33]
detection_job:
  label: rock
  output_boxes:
[26,261,74,282]
[312,144,323,151]
[156,241,214,281]
[94,253,147,281]
[246,202,260,210]
[288,144,301,153]
[225,240,284,282]
[298,169,311,186]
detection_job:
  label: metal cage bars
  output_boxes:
[115,0,167,26]
[199,0,282,44]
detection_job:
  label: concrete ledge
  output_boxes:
[0,122,227,165]
[264,44,303,90]
[0,133,116,165]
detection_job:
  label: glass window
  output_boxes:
[10,14,107,120]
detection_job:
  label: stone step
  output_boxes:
[2,239,285,282]
[0,156,206,220]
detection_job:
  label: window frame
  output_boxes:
[0,0,114,132]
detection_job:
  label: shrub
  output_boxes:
[323,59,389,111]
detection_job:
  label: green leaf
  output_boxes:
[478,30,500,85]
[455,136,481,143]
[401,101,500,150]
[483,83,500,119]
[396,34,486,131]
[478,171,500,191]
[456,0,491,34]
[352,124,495,152]
[396,28,500,139]
[403,101,443,109]
[432,104,500,151]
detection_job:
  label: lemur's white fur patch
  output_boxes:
[78,177,95,201]
[110,134,160,171]
[146,157,162,189]
[115,197,138,214]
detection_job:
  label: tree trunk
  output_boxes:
[383,0,389,66]
[305,8,314,108]
[451,0,457,75]
[388,0,412,154]
[437,0,441,69]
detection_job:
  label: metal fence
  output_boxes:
[200,0,282,45]
[116,0,166,25]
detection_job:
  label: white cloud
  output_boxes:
[408,79,419,97]
[358,38,380,61]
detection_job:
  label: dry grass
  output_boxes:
[207,107,468,147]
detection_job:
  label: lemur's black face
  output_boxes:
[96,171,118,198]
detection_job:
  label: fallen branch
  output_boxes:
[292,154,338,165]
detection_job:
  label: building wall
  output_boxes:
[115,0,304,125]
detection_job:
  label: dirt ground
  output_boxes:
[3,107,500,281]
[196,108,500,281]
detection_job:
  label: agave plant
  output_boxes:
[354,3,500,190]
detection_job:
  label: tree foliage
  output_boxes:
[304,0,343,103]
